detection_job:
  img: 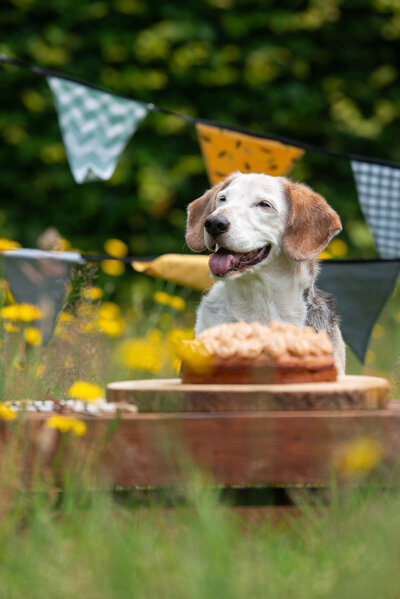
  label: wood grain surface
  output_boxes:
[9,402,400,487]
[106,375,391,412]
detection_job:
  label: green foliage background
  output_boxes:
[1,0,400,257]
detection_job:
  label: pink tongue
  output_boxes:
[209,248,238,275]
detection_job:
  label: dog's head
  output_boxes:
[186,172,342,279]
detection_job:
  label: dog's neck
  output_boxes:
[221,254,315,328]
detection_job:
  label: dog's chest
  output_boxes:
[225,284,306,328]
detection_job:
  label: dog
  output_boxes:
[185,172,346,375]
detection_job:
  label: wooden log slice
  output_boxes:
[106,375,391,412]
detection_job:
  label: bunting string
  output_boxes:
[2,54,400,169]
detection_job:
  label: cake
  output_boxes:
[179,321,337,384]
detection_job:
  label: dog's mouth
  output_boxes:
[209,244,271,277]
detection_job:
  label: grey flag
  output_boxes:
[2,249,85,343]
[317,260,400,363]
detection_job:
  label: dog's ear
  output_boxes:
[283,180,342,261]
[186,176,234,252]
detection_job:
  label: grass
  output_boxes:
[0,264,399,598]
[0,472,399,598]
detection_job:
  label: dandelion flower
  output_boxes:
[59,312,74,323]
[101,260,125,276]
[24,327,42,346]
[318,250,332,260]
[116,339,164,373]
[98,302,121,320]
[46,415,86,435]
[98,317,125,337]
[0,404,17,420]
[68,381,103,403]
[169,296,186,311]
[336,437,383,478]
[3,321,19,333]
[82,287,104,300]
[153,291,171,306]
[329,239,348,258]
[1,304,43,322]
[104,238,128,258]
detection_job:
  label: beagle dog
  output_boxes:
[186,172,346,375]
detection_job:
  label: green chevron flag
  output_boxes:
[47,76,148,183]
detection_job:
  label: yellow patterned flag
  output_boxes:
[196,123,305,185]
[132,254,212,291]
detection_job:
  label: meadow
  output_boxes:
[0,236,399,598]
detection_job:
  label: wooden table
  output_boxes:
[12,401,400,488]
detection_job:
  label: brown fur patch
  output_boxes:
[283,180,342,261]
[186,176,235,252]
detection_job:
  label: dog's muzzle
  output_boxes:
[204,215,230,238]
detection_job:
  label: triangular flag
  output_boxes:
[351,161,400,258]
[132,254,213,291]
[2,249,85,343]
[47,77,148,183]
[196,123,305,185]
[317,260,400,363]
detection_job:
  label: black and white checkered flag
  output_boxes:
[351,161,400,258]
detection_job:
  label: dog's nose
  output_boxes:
[204,215,230,238]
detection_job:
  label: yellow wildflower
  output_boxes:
[82,286,104,301]
[336,437,383,478]
[0,238,21,252]
[104,238,128,258]
[98,302,121,320]
[0,404,17,420]
[101,260,125,276]
[1,304,43,322]
[153,291,171,306]
[116,338,164,373]
[329,239,348,258]
[169,296,186,311]
[318,250,332,260]
[97,317,125,337]
[58,312,74,323]
[24,327,42,346]
[175,339,213,375]
[19,304,44,322]
[0,305,21,321]
[3,321,19,333]
[68,381,103,403]
[46,415,87,436]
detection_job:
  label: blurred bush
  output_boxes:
[1,0,400,258]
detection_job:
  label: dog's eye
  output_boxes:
[218,196,226,202]
[258,200,272,208]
